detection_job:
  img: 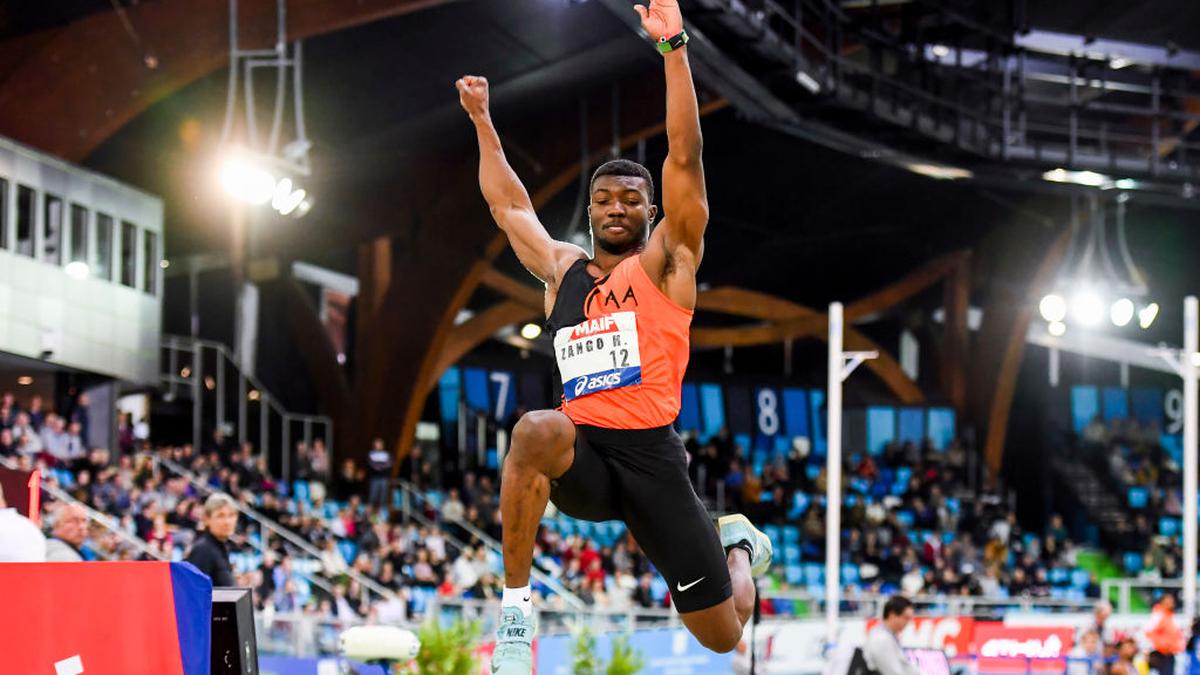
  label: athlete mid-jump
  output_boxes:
[457,1,772,672]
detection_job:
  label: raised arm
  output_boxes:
[637,1,709,259]
[457,76,581,284]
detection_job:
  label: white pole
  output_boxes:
[1184,296,1197,619]
[826,302,844,645]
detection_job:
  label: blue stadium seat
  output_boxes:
[292,481,310,503]
[784,564,803,585]
[944,497,960,514]
[1049,568,1069,586]
[1071,569,1091,590]
[895,511,914,528]
[1160,517,1181,537]
[338,540,358,565]
[803,563,823,585]
[1123,552,1143,574]
[841,563,860,585]
[789,493,810,519]
[783,544,801,564]
[805,465,820,481]
[1128,487,1149,509]
[894,467,912,487]
[486,449,498,470]
[763,524,782,548]
[782,525,800,545]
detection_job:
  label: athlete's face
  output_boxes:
[589,175,657,255]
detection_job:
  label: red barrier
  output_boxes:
[0,562,212,674]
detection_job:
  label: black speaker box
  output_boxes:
[211,588,259,675]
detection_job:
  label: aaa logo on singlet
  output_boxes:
[554,311,642,401]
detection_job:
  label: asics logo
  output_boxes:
[676,577,705,592]
[575,372,623,396]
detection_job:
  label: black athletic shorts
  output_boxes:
[548,423,732,613]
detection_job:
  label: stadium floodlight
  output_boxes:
[220,154,313,217]
[1139,302,1160,329]
[1048,321,1067,337]
[220,156,275,205]
[1039,294,1068,323]
[64,261,89,280]
[1111,298,1135,327]
[520,323,543,340]
[1071,291,1105,326]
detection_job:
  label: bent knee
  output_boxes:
[509,411,574,464]
[697,629,741,654]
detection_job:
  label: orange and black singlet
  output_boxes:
[547,255,692,429]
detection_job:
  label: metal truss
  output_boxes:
[601,0,1200,202]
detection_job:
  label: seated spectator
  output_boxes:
[45,502,89,562]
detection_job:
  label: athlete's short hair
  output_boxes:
[591,159,655,204]
[882,594,912,619]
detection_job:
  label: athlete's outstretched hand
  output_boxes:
[633,0,683,43]
[456,75,490,120]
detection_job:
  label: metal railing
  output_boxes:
[394,479,587,610]
[1101,577,1185,615]
[161,334,332,484]
[152,453,396,603]
[762,589,1096,617]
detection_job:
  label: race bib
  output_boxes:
[554,311,642,401]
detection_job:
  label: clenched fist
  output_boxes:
[633,0,684,44]
[456,75,490,121]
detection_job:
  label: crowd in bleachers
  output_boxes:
[3,388,1116,625]
[1079,415,1185,580]
[680,428,1102,608]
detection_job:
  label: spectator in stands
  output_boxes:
[366,438,392,507]
[45,502,89,562]
[1089,600,1116,648]
[864,595,921,675]
[12,412,41,455]
[0,427,15,457]
[70,392,91,445]
[40,414,70,465]
[27,395,45,431]
[1144,594,1186,675]
[1068,629,1104,675]
[0,391,17,427]
[185,493,238,587]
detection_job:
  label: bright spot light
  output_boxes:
[1138,302,1159,329]
[1039,294,1067,323]
[1110,298,1135,327]
[160,259,170,269]
[1048,321,1066,337]
[905,162,973,180]
[16,376,33,386]
[520,323,543,340]
[64,261,90,280]
[1071,292,1105,326]
[1042,168,1112,187]
[1114,178,1138,190]
[1110,56,1131,69]
[220,157,275,205]
[931,44,950,58]
[294,199,312,218]
[248,389,261,401]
